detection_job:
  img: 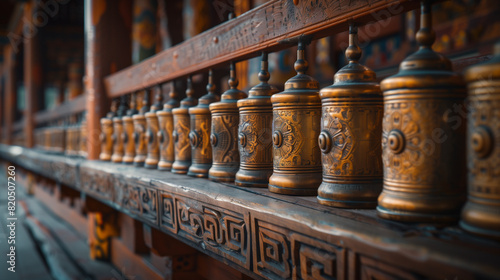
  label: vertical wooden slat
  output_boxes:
[84,0,132,159]
[4,46,15,145]
[24,0,38,148]
[234,0,250,90]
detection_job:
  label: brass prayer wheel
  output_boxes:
[377,1,467,222]
[133,91,149,167]
[99,99,117,161]
[460,50,500,240]
[172,77,197,174]
[235,52,279,187]
[188,70,220,177]
[269,40,322,195]
[209,62,247,182]
[79,113,87,158]
[144,86,163,169]
[123,93,139,164]
[111,96,128,163]
[317,25,383,208]
[157,83,179,171]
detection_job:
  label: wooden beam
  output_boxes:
[84,0,132,159]
[2,145,500,279]
[12,118,24,133]
[104,0,420,98]
[24,0,39,148]
[34,94,86,125]
[4,46,15,145]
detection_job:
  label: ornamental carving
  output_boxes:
[321,106,382,177]
[273,109,321,168]
[159,192,250,269]
[174,114,191,159]
[212,114,239,164]
[239,113,273,165]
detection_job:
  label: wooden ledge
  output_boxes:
[1,144,500,279]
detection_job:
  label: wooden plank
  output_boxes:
[84,0,132,160]
[3,145,500,279]
[4,45,15,144]
[34,94,86,125]
[25,189,116,280]
[0,170,52,280]
[104,0,420,98]
[12,118,24,133]
[23,0,41,148]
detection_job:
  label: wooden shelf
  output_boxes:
[1,144,500,279]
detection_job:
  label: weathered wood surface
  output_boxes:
[104,0,420,98]
[1,144,500,279]
[34,94,86,125]
[85,0,132,160]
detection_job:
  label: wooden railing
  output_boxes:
[104,0,420,97]
[34,95,86,126]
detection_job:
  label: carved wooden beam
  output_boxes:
[104,0,419,98]
[2,144,500,279]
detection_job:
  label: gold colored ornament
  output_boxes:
[235,52,279,187]
[209,62,247,182]
[157,83,180,171]
[460,49,500,240]
[144,86,163,168]
[172,77,197,174]
[269,40,322,195]
[122,93,139,164]
[317,24,383,208]
[377,1,467,222]
[111,96,128,163]
[99,99,117,161]
[79,113,88,158]
[188,70,220,177]
[132,90,149,167]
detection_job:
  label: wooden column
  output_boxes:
[84,0,132,159]
[24,1,40,148]
[4,46,15,145]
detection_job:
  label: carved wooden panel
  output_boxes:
[252,219,345,280]
[159,191,251,270]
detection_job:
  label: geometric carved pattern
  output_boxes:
[253,219,344,279]
[357,255,420,280]
[159,192,250,269]
[0,146,483,280]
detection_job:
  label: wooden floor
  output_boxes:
[0,167,118,280]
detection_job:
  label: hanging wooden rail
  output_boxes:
[34,94,86,125]
[104,0,419,98]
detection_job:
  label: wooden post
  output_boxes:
[84,0,132,159]
[4,46,15,145]
[24,0,41,148]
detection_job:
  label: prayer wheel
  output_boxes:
[79,113,87,158]
[269,40,322,195]
[317,25,383,208]
[460,50,500,240]
[209,62,247,182]
[157,83,180,171]
[132,91,149,167]
[172,77,197,174]
[235,52,279,187]
[188,70,220,177]
[123,93,139,164]
[377,1,467,222]
[111,96,128,163]
[144,86,163,169]
[99,99,117,161]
